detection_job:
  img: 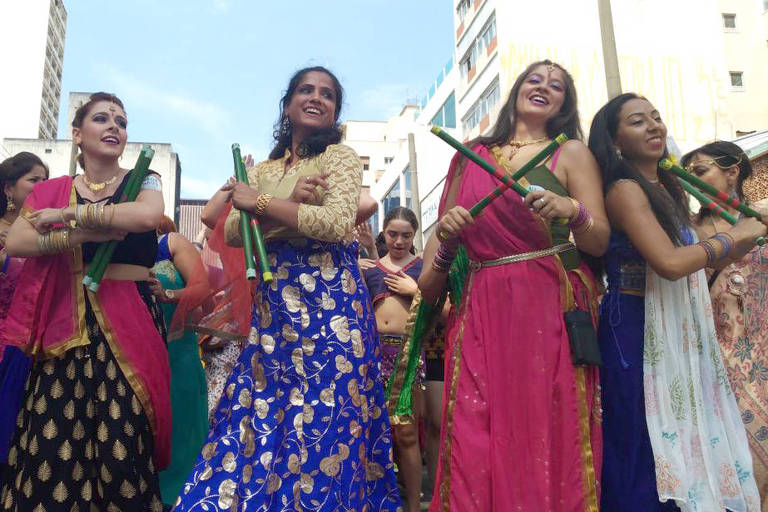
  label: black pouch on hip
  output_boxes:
[564,310,602,366]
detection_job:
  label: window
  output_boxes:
[730,71,744,88]
[403,168,412,209]
[764,0,768,11]
[462,79,501,132]
[456,0,470,21]
[430,92,457,128]
[383,180,401,216]
[722,13,736,29]
[384,157,394,165]
[459,15,497,78]
[360,156,370,171]
[45,148,52,154]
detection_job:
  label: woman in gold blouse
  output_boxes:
[174,67,402,512]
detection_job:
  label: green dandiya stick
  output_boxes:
[677,177,767,246]
[661,158,764,221]
[83,145,154,291]
[232,144,273,284]
[471,134,568,216]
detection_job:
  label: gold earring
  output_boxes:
[6,194,16,212]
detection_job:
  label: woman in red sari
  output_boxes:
[1,92,169,510]
[419,60,609,511]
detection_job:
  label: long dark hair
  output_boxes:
[72,92,126,170]
[681,141,752,220]
[471,59,583,149]
[588,92,689,245]
[269,66,344,160]
[0,152,49,216]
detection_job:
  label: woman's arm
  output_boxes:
[201,178,234,229]
[157,232,208,302]
[229,145,361,243]
[607,180,765,280]
[6,215,124,258]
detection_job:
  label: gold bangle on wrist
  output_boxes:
[254,193,273,216]
[568,198,580,222]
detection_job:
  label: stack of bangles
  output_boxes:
[568,198,594,234]
[432,242,458,273]
[697,232,736,265]
[74,203,115,229]
[39,228,72,255]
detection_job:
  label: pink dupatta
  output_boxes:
[1,176,171,468]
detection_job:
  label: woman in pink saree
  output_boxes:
[419,60,609,511]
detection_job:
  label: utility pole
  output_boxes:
[407,133,423,252]
[597,0,622,99]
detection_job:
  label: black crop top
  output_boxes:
[78,171,158,268]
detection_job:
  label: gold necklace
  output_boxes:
[82,173,118,192]
[508,137,549,157]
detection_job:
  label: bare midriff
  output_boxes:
[374,294,411,335]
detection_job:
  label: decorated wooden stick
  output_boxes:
[83,144,154,291]
[232,144,273,283]
[430,126,569,221]
[677,177,766,246]
[661,158,764,221]
[471,134,568,216]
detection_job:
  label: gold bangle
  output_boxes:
[572,215,595,235]
[38,232,51,254]
[59,208,67,225]
[568,198,580,222]
[254,193,273,216]
[106,204,115,228]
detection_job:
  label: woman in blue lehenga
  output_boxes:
[174,66,402,511]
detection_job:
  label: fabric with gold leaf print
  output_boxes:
[0,285,164,511]
[175,239,402,511]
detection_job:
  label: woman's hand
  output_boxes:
[147,272,168,302]
[524,189,576,221]
[27,208,66,232]
[289,173,330,204]
[356,222,376,257]
[728,216,768,254]
[384,271,418,296]
[436,206,473,246]
[358,258,377,270]
[229,182,261,213]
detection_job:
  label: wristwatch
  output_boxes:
[164,289,176,301]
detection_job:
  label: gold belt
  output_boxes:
[469,242,575,270]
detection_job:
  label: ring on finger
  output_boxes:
[438,231,449,241]
[538,198,547,206]
[305,177,311,184]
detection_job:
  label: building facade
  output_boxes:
[0,0,67,157]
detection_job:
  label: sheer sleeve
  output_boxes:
[224,164,260,247]
[296,144,362,242]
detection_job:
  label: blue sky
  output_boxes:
[57,0,454,198]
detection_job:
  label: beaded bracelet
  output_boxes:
[432,242,458,273]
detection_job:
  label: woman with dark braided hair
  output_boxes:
[175,67,401,511]
[683,141,768,510]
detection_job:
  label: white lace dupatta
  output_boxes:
[644,245,760,511]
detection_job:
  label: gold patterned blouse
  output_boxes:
[225,143,362,244]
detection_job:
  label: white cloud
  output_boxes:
[99,64,232,141]
[211,0,232,12]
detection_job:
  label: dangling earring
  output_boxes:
[5,194,16,212]
[281,115,291,133]
[614,146,623,159]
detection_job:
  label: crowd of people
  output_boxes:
[0,60,766,512]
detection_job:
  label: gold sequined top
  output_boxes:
[225,144,362,244]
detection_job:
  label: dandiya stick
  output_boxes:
[83,144,154,291]
[232,144,273,283]
[677,177,766,246]
[661,158,764,221]
[430,126,569,220]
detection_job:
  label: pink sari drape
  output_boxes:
[0,176,171,468]
[430,146,601,511]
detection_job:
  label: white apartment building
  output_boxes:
[0,0,67,156]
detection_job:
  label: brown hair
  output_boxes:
[72,92,126,170]
[157,215,177,235]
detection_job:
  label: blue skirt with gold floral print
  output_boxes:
[174,239,402,512]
